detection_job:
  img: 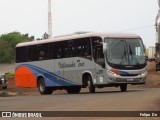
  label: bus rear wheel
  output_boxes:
[66,86,81,94]
[38,78,53,95]
[88,76,95,93]
[120,84,127,92]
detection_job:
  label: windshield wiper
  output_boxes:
[120,46,127,65]
[128,45,140,65]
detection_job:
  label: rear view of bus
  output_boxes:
[15,32,147,95]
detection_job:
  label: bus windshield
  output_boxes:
[105,38,146,69]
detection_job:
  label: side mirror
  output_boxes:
[103,43,108,54]
[143,44,146,52]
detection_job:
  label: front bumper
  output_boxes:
[107,76,146,84]
[106,69,147,84]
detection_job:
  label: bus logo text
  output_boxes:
[58,60,85,68]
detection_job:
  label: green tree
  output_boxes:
[0,31,34,63]
[0,40,13,63]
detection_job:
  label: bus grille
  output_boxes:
[120,74,138,77]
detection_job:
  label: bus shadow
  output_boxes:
[53,89,146,96]
[80,89,146,94]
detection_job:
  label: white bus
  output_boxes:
[15,32,147,95]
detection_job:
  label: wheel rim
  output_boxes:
[87,80,90,89]
[39,82,45,92]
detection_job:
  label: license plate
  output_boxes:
[127,79,134,81]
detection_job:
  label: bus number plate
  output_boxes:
[127,79,134,81]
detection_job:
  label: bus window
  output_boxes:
[16,47,28,63]
[55,41,65,59]
[49,43,56,59]
[28,45,38,61]
[67,40,74,57]
[74,38,91,57]
[36,45,45,61]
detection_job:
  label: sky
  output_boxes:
[0,0,158,48]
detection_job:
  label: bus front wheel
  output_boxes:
[38,78,53,95]
[120,84,127,92]
[88,76,95,93]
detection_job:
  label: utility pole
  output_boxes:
[48,0,52,38]
[155,0,160,71]
[156,1,160,32]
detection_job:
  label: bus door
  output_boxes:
[92,37,105,84]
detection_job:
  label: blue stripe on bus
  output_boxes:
[16,64,78,87]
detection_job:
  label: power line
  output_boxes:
[119,25,154,32]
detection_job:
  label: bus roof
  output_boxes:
[16,32,141,47]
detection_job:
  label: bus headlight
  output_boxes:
[0,73,6,81]
[107,69,120,76]
[139,71,147,76]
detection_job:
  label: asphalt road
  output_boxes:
[0,88,160,120]
[0,88,160,111]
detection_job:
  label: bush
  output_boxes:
[5,73,15,79]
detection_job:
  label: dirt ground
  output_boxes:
[1,62,160,96]
[136,61,160,88]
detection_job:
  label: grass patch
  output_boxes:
[5,73,15,79]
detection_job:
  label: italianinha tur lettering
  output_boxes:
[58,60,85,68]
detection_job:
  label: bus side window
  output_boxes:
[55,41,65,59]
[46,43,52,59]
[57,48,62,58]
[50,43,56,59]
[74,38,91,57]
[68,40,74,57]
[84,40,91,56]
[16,47,27,63]
[43,44,49,60]
[32,45,38,61]
[65,47,69,57]
[36,45,45,61]
[77,41,82,56]
[28,46,36,61]
[56,43,61,58]
[39,51,45,60]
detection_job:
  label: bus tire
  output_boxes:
[88,76,95,93]
[120,84,127,92]
[2,86,7,89]
[66,86,81,94]
[38,78,53,95]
